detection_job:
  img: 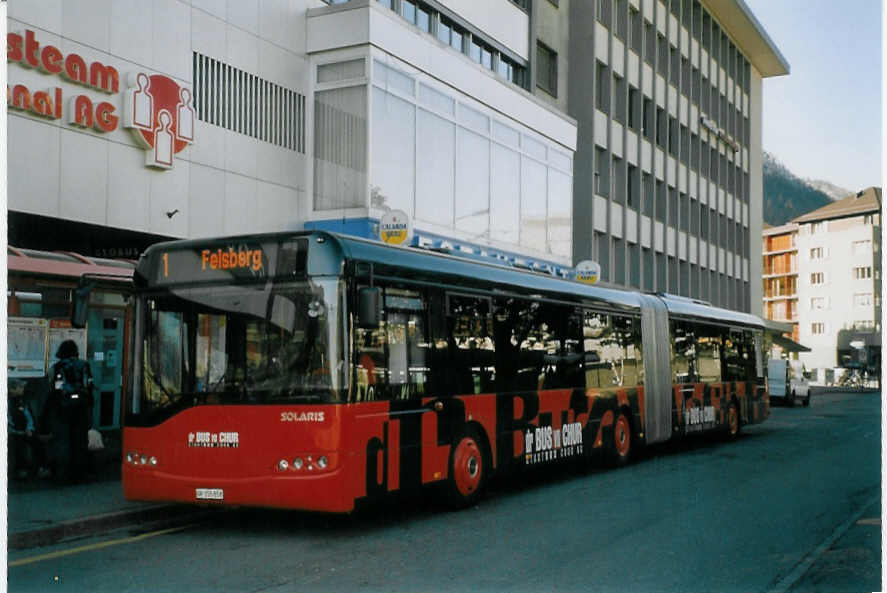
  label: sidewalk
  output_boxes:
[7,431,203,550]
[7,474,189,549]
[784,494,882,593]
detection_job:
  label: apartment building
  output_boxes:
[7,0,786,310]
[794,187,882,383]
[762,222,799,341]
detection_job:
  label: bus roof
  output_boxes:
[329,233,764,330]
[138,230,763,330]
[8,246,135,282]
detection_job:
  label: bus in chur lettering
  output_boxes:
[112,231,768,512]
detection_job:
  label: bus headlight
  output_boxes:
[149,456,158,466]
[292,457,303,470]
[277,459,289,471]
[317,456,328,469]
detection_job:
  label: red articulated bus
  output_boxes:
[110,231,768,512]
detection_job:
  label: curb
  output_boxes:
[8,504,208,550]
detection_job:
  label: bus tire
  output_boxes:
[803,394,811,407]
[787,390,795,407]
[445,429,487,508]
[609,411,633,467]
[726,401,740,440]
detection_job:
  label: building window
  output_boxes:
[628,86,639,130]
[809,247,823,260]
[194,52,306,152]
[536,42,558,97]
[810,272,824,285]
[854,320,875,330]
[595,62,609,112]
[629,8,642,53]
[596,0,612,26]
[612,74,625,122]
[854,293,873,307]
[811,322,825,335]
[594,147,609,197]
[656,107,666,147]
[811,222,825,234]
[852,240,872,255]
[644,22,655,66]
[642,97,653,139]
[853,266,872,279]
[614,0,628,40]
[810,297,827,310]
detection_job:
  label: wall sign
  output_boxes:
[7,29,194,169]
[574,260,601,284]
[379,210,412,245]
[699,115,740,153]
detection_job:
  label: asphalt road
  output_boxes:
[9,391,881,593]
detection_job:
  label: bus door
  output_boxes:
[354,286,432,494]
[639,295,671,444]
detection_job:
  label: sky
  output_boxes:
[743,0,881,192]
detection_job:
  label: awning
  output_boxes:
[771,334,811,353]
[837,330,881,350]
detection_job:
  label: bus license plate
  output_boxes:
[196,488,224,500]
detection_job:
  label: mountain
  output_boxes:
[762,152,835,225]
[803,178,853,201]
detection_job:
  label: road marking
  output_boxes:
[856,517,880,526]
[9,524,194,568]
[764,492,879,593]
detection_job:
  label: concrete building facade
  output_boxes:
[7,0,787,309]
[793,188,882,383]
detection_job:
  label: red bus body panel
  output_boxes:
[123,381,767,512]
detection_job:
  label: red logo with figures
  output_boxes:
[124,72,194,169]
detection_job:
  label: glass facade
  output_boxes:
[315,55,574,261]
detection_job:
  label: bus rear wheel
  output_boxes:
[446,430,487,508]
[609,412,633,467]
[726,402,740,440]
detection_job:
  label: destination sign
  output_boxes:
[150,239,307,286]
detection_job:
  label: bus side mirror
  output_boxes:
[71,281,93,328]
[358,287,382,329]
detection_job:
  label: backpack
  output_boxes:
[53,358,93,409]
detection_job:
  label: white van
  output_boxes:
[767,359,810,407]
[787,360,810,406]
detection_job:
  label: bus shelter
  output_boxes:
[7,247,135,433]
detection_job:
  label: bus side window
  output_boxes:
[695,324,722,382]
[583,311,609,388]
[446,294,495,395]
[612,315,644,388]
[671,320,697,384]
[722,329,746,382]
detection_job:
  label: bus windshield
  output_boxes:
[133,278,345,424]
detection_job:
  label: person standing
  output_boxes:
[48,340,94,483]
[7,379,50,479]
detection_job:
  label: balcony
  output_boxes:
[762,267,797,278]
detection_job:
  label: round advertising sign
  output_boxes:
[575,259,601,284]
[379,210,412,245]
